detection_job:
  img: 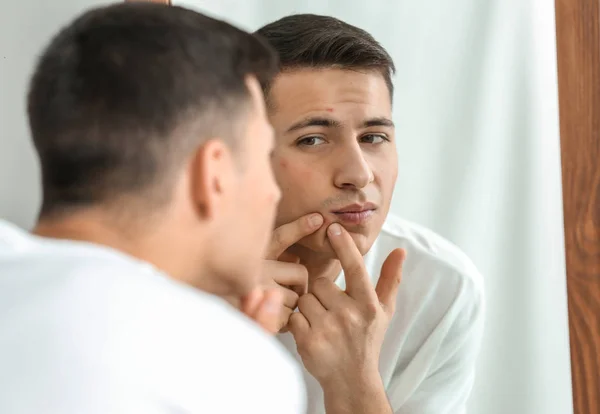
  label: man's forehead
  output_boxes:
[268,69,391,121]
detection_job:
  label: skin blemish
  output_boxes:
[325,108,334,112]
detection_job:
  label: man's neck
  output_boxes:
[34,210,247,301]
[34,212,145,257]
[33,211,193,286]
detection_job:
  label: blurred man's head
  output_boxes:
[28,3,280,295]
[256,14,397,259]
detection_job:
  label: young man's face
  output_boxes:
[268,68,398,256]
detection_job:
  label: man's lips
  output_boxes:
[331,203,378,214]
[330,203,377,225]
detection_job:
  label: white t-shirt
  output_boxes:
[279,214,485,414]
[0,220,306,414]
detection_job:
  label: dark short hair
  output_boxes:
[255,14,395,101]
[28,3,278,218]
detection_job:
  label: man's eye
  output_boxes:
[360,134,388,144]
[297,136,326,146]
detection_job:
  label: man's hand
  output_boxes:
[240,288,284,334]
[288,222,406,391]
[263,213,324,332]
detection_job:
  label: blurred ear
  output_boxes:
[189,139,236,220]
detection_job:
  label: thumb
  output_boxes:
[245,288,283,334]
[268,214,324,259]
[240,288,264,317]
[375,248,406,316]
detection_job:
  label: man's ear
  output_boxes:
[189,139,236,220]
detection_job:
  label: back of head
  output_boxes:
[29,2,278,219]
[255,14,395,101]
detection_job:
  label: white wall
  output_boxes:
[0,0,116,229]
[0,1,573,414]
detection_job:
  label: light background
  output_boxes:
[0,1,573,413]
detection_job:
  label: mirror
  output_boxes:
[174,1,572,413]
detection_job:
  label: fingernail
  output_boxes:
[309,214,323,227]
[328,223,342,236]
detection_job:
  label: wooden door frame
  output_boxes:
[555,0,600,413]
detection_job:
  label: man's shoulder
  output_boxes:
[76,258,296,365]
[123,279,306,413]
[0,219,32,250]
[376,214,483,294]
[375,215,484,353]
[374,217,485,408]
[0,221,305,413]
[96,263,303,388]
[0,226,297,373]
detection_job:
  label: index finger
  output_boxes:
[267,213,324,259]
[327,223,376,303]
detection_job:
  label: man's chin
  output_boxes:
[297,227,373,257]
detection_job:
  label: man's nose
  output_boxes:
[332,143,374,190]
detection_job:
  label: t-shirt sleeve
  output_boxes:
[392,270,485,414]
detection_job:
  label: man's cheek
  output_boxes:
[296,226,331,251]
[278,161,321,196]
[275,199,311,228]
[276,189,320,223]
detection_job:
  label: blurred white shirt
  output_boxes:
[0,219,306,414]
[279,214,485,414]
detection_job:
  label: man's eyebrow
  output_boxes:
[363,117,395,128]
[286,116,395,133]
[286,117,342,132]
